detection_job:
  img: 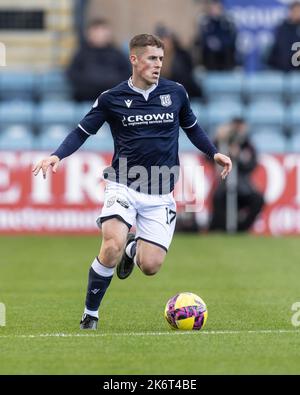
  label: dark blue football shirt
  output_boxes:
[77,77,203,194]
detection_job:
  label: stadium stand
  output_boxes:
[0,125,34,150]
[0,101,34,128]
[289,134,300,153]
[206,101,244,134]
[200,71,243,103]
[246,100,285,129]
[285,72,300,103]
[250,125,284,137]
[36,125,70,151]
[0,71,36,101]
[77,101,94,120]
[37,69,72,101]
[179,129,199,152]
[251,130,287,153]
[0,69,299,154]
[37,101,77,128]
[244,72,284,103]
[0,0,75,69]
[190,100,207,129]
[80,123,114,152]
[287,102,300,132]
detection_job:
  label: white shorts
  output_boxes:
[97,181,177,251]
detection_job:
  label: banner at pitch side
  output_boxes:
[0,151,300,235]
[223,0,288,71]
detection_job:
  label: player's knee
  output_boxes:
[139,257,163,276]
[100,238,124,263]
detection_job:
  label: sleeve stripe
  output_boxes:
[182,119,198,129]
[78,124,92,135]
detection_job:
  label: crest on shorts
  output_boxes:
[106,195,116,208]
[160,94,172,107]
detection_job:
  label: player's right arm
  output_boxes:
[32,154,60,179]
[32,92,109,179]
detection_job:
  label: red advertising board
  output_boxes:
[0,151,299,235]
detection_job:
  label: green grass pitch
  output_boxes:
[0,234,300,374]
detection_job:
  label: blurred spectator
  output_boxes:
[195,0,237,71]
[155,25,203,99]
[67,18,130,102]
[267,1,300,72]
[209,118,264,232]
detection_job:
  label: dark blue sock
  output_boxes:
[85,265,113,312]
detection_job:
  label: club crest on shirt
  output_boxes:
[160,94,172,107]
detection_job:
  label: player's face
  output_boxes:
[131,46,164,88]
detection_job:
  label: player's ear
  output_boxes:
[129,53,138,65]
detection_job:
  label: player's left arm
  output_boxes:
[178,83,232,179]
[213,151,232,180]
[183,123,232,180]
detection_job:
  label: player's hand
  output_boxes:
[32,155,60,179]
[213,153,232,180]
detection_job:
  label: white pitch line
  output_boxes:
[0,329,299,339]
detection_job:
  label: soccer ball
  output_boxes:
[164,292,208,330]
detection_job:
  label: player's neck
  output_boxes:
[131,75,155,91]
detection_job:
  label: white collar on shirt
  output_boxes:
[128,77,158,101]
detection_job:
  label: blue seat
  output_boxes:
[249,125,284,136]
[202,72,244,102]
[76,102,93,124]
[81,122,113,152]
[38,69,72,100]
[37,101,76,128]
[285,72,300,102]
[0,72,36,101]
[286,103,300,130]
[0,101,35,126]
[244,72,284,102]
[207,101,244,131]
[290,125,300,135]
[179,129,199,152]
[36,125,70,151]
[289,134,300,152]
[246,101,285,128]
[0,125,34,150]
[190,101,207,128]
[251,130,287,153]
